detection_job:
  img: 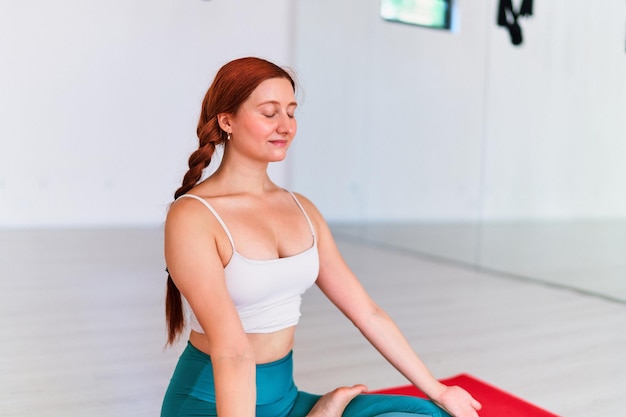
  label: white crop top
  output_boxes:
[178,192,319,334]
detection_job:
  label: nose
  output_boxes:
[277,113,296,135]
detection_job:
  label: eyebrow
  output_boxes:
[257,100,298,107]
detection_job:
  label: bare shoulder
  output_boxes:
[165,195,223,244]
[290,191,336,243]
[291,191,324,221]
[167,196,209,228]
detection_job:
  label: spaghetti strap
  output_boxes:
[289,192,316,242]
[177,194,236,250]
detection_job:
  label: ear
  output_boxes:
[217,113,233,134]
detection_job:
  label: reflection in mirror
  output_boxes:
[380,0,453,30]
[477,221,626,302]
[331,220,626,303]
[326,1,626,306]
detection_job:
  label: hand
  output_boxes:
[305,384,368,417]
[433,385,482,417]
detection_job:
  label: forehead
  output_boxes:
[246,78,296,105]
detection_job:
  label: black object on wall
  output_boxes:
[497,0,533,46]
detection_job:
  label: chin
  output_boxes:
[267,149,290,162]
[269,155,288,163]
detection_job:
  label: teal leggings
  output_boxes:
[161,342,450,417]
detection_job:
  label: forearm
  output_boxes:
[355,307,446,401]
[212,355,257,417]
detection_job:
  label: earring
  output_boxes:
[227,132,231,141]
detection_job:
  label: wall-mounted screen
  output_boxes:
[380,0,453,30]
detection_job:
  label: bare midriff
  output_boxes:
[188,327,296,364]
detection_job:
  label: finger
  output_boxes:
[471,397,482,410]
[349,384,368,394]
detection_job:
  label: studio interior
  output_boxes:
[1,1,624,416]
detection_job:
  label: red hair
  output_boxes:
[165,57,296,345]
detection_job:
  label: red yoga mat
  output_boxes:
[369,373,560,417]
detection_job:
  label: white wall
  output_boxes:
[482,0,626,220]
[2,0,625,227]
[291,0,626,221]
[0,0,293,227]
[291,0,488,221]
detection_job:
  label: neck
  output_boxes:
[210,144,285,194]
[211,161,275,195]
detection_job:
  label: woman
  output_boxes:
[161,57,482,417]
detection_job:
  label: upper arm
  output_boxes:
[164,199,249,354]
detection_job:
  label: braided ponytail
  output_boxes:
[165,57,296,345]
[165,116,222,345]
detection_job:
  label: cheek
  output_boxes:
[244,119,273,136]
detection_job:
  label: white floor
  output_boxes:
[1,227,625,417]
